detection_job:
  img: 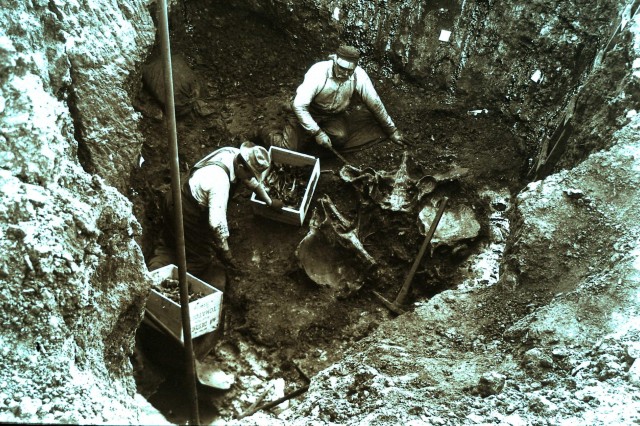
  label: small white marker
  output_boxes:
[531,69,542,83]
[439,30,451,42]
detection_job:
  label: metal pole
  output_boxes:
[157,0,200,423]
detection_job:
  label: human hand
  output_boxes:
[389,129,408,146]
[269,199,284,210]
[220,248,238,270]
[315,131,332,149]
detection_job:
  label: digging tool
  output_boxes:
[237,383,274,419]
[158,1,199,420]
[144,305,228,390]
[374,196,449,315]
[328,146,352,166]
[240,385,310,418]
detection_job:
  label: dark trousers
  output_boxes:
[264,106,387,154]
[148,180,221,284]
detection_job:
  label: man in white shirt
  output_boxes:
[148,142,282,282]
[259,45,406,154]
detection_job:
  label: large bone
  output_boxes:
[295,195,376,295]
[339,152,463,212]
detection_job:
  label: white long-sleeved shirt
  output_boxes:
[189,147,259,246]
[292,56,397,136]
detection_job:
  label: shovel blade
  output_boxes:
[195,360,235,390]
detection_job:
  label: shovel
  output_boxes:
[374,196,448,315]
[144,309,230,390]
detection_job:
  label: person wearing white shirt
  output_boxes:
[259,45,406,154]
[148,142,283,282]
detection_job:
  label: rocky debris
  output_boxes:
[522,348,554,372]
[418,201,481,251]
[629,360,640,386]
[0,0,163,424]
[475,371,506,397]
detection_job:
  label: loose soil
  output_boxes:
[130,2,527,422]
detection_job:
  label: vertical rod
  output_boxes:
[157,0,200,423]
[395,197,448,305]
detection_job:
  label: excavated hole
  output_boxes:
[129,2,529,423]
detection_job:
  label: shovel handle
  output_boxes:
[395,197,448,305]
[328,146,351,166]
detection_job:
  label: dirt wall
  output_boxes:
[0,1,163,424]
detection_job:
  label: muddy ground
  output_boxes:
[130,3,528,422]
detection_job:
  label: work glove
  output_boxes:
[315,131,332,149]
[219,247,239,271]
[389,129,410,147]
[269,199,284,210]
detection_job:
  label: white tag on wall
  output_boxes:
[531,70,542,83]
[439,30,451,42]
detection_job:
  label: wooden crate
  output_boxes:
[145,265,223,343]
[250,146,320,226]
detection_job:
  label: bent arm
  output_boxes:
[292,63,326,135]
[244,178,273,206]
[355,69,397,135]
[204,175,231,249]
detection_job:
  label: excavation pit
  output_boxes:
[2,0,638,424]
[130,3,527,423]
[126,1,635,424]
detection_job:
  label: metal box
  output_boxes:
[250,146,320,226]
[145,264,223,342]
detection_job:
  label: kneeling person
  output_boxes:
[260,45,405,154]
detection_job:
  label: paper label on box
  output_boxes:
[189,294,221,337]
